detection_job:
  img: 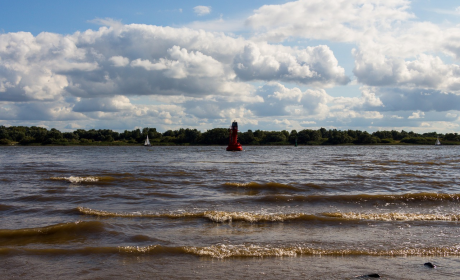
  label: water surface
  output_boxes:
[1,145,459,279]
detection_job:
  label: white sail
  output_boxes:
[144,135,150,146]
[435,137,441,145]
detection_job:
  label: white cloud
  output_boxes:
[245,0,460,95]
[246,0,413,42]
[0,22,353,131]
[1,24,350,103]
[274,119,291,125]
[109,56,130,67]
[233,43,349,86]
[3,1,460,133]
[193,6,211,16]
[408,110,425,119]
[361,111,384,119]
[300,121,316,125]
[73,95,134,112]
[353,51,460,91]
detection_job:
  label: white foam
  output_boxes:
[50,176,99,183]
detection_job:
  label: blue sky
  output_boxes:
[1,0,460,133]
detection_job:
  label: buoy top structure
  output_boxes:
[226,120,243,151]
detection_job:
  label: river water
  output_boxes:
[1,145,460,279]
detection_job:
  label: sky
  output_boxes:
[2,0,460,133]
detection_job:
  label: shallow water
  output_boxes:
[1,145,460,279]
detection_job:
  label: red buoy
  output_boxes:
[226,120,243,151]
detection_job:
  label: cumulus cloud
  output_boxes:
[333,87,384,111]
[408,110,425,119]
[353,51,460,91]
[233,43,349,86]
[246,83,387,125]
[109,56,130,67]
[0,32,87,102]
[131,46,225,78]
[274,119,291,125]
[2,1,460,133]
[247,83,331,117]
[246,0,413,42]
[245,0,460,95]
[73,95,134,112]
[0,24,348,103]
[0,23,357,132]
[193,6,211,16]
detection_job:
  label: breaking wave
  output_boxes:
[77,207,313,222]
[77,207,203,219]
[78,207,460,223]
[5,244,460,258]
[182,244,460,258]
[203,211,309,223]
[49,176,103,183]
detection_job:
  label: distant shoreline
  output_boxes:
[2,125,459,146]
[1,142,458,147]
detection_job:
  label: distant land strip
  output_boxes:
[1,125,459,146]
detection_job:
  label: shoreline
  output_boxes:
[1,143,457,147]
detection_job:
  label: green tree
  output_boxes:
[0,138,11,145]
[201,128,229,145]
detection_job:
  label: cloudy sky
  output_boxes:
[1,0,460,133]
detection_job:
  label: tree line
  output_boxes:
[1,125,459,146]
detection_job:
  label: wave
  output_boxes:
[182,244,460,258]
[49,175,186,186]
[49,176,105,183]
[256,192,460,203]
[223,182,300,191]
[78,207,460,223]
[203,211,311,223]
[77,207,315,222]
[324,212,460,221]
[76,207,203,219]
[4,244,460,258]
[0,221,105,245]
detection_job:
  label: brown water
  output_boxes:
[1,145,460,279]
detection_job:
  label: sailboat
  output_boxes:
[435,136,441,146]
[144,135,151,146]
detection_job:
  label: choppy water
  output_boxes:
[1,145,460,279]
